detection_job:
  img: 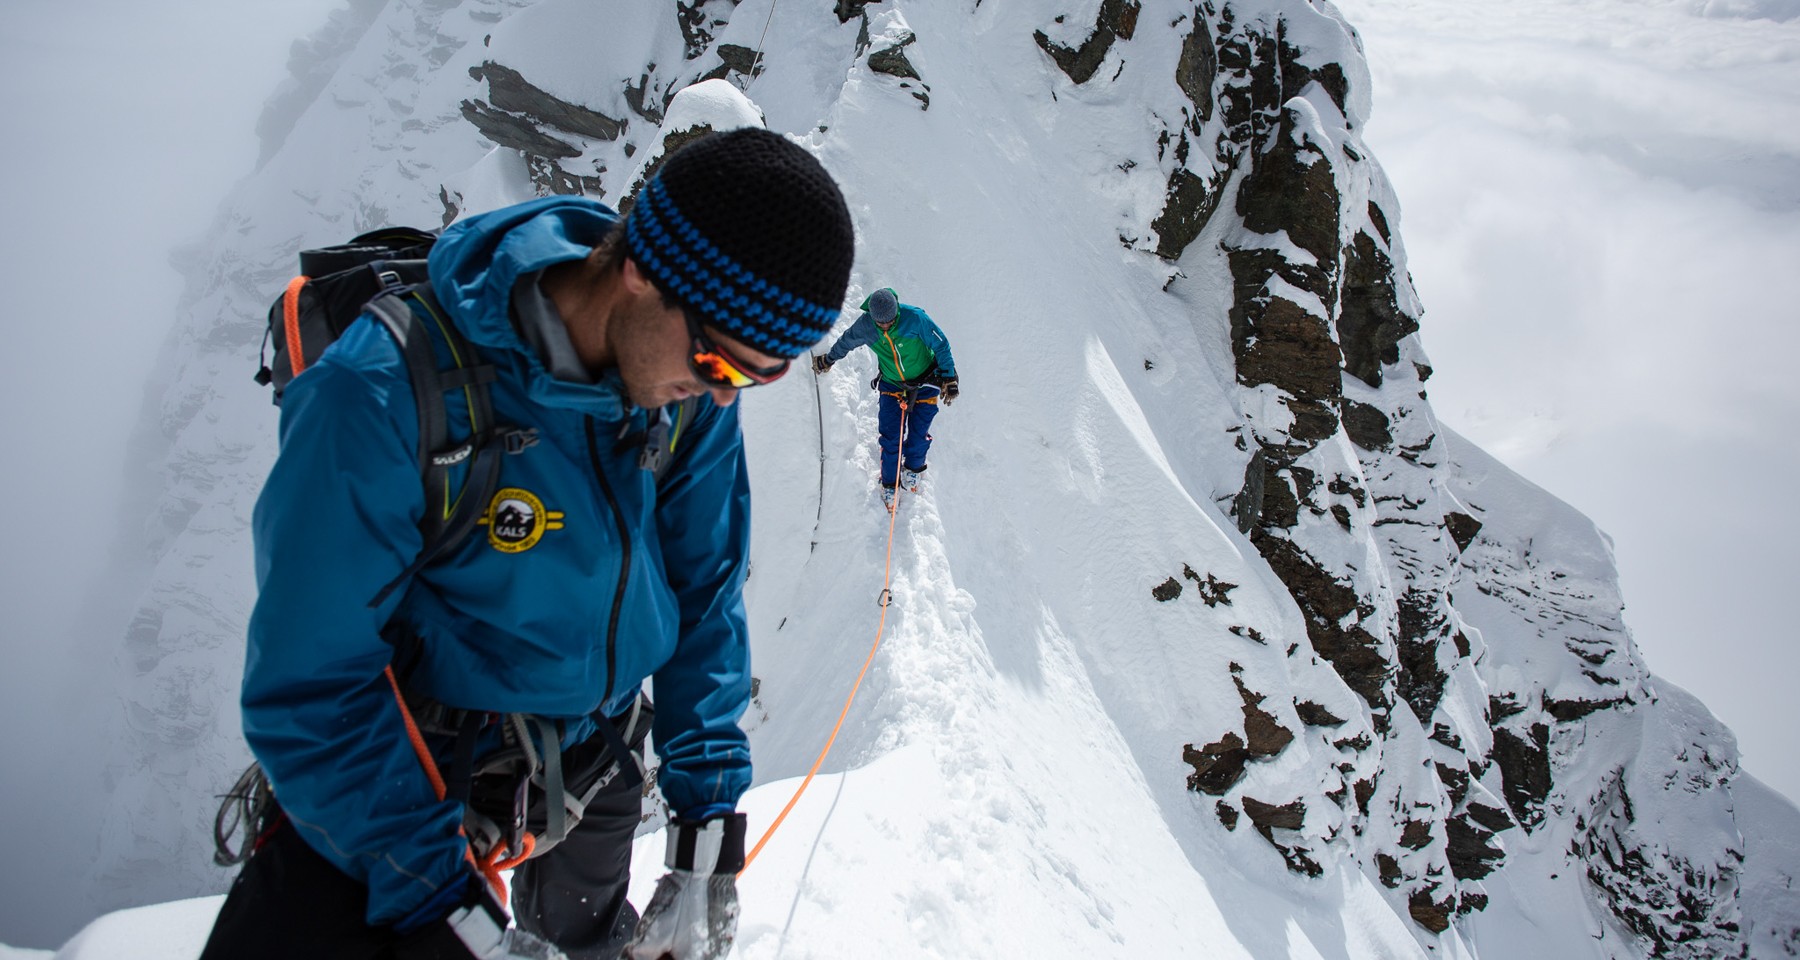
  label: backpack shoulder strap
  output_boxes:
[365,288,530,609]
[639,395,702,488]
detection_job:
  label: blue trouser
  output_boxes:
[877,382,941,487]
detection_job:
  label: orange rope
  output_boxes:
[282,276,308,379]
[740,333,915,874]
[382,666,517,902]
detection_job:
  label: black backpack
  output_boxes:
[255,226,695,608]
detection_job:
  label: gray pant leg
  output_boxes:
[510,747,646,959]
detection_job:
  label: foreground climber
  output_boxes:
[811,287,960,510]
[200,128,853,960]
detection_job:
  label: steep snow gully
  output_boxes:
[17,0,1800,958]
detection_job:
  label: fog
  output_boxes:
[1338,0,1800,801]
[0,0,345,948]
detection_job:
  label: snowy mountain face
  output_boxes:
[86,0,1800,957]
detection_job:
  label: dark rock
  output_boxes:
[1152,167,1226,261]
[1242,795,1306,830]
[1250,533,1391,709]
[1152,577,1184,602]
[1444,511,1482,553]
[1408,889,1453,934]
[1185,565,1238,607]
[1242,797,1321,875]
[1396,591,1450,719]
[1236,677,1296,757]
[1353,777,1375,816]
[1175,12,1217,124]
[834,0,874,24]
[1034,0,1141,84]
[1331,503,1351,529]
[1295,701,1346,727]
[1228,248,1342,444]
[1341,399,1392,451]
[1232,447,1267,533]
[1446,813,1506,881]
[1492,722,1552,829]
[717,43,767,78]
[1257,459,1301,530]
[1367,201,1391,245]
[1489,693,1526,724]
[1465,801,1515,833]
[678,0,730,59]
[1229,624,1268,645]
[869,33,922,81]
[1217,801,1240,830]
[526,156,604,198]
[1337,231,1419,388]
[1183,733,1250,795]
[1435,762,1470,808]
[623,74,664,124]
[1377,852,1402,888]
[438,186,460,228]
[460,100,581,159]
[469,61,623,141]
[1289,465,1320,508]
[1398,819,1434,850]
[1544,695,1627,722]
[1309,62,1349,119]
[1328,474,1366,508]
[1277,844,1324,877]
[1237,100,1340,266]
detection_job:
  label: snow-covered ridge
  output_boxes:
[64,0,1800,957]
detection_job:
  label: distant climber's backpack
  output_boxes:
[252,225,698,608]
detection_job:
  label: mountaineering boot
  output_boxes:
[882,486,897,512]
[901,467,924,493]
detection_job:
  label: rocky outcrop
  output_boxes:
[462,60,620,196]
[1034,0,1141,85]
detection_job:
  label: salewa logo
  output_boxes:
[478,487,565,553]
[430,443,474,467]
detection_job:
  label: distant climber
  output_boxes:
[811,287,959,511]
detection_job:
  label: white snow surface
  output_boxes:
[14,0,1797,956]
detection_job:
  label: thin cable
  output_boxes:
[742,0,781,93]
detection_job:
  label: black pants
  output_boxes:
[200,726,646,960]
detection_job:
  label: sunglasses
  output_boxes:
[686,314,790,389]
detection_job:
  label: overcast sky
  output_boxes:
[2,0,1796,948]
[0,0,345,948]
[1337,0,1800,803]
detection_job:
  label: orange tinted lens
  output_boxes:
[690,348,755,388]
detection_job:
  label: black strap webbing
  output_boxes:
[364,289,509,609]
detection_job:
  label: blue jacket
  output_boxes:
[242,196,752,925]
[823,297,956,386]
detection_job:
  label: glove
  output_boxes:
[394,874,567,960]
[939,377,959,404]
[811,354,833,374]
[624,813,747,960]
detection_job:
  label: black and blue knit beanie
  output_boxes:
[625,127,854,359]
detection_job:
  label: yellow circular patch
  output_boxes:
[485,487,548,554]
